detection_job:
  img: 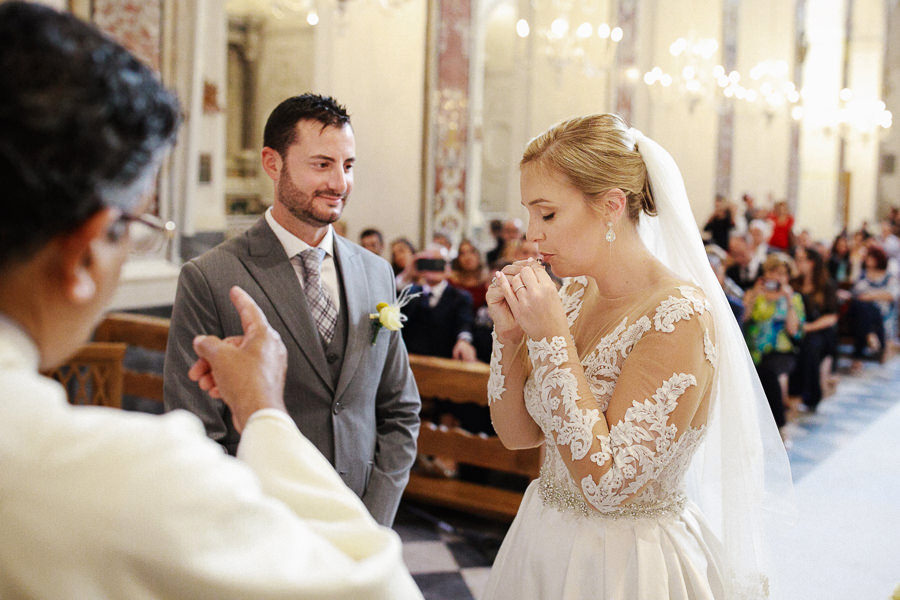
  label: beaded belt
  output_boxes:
[538,470,686,520]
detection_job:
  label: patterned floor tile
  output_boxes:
[412,572,476,600]
[402,540,459,574]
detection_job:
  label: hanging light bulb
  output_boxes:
[306,10,319,25]
[550,17,569,39]
[597,22,611,38]
[516,18,530,38]
[610,27,623,42]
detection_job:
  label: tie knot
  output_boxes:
[298,247,325,277]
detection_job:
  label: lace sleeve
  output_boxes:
[527,290,716,511]
[487,331,506,405]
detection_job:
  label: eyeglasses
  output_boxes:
[108,212,177,254]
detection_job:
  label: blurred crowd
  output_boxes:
[346,196,900,448]
[704,194,900,442]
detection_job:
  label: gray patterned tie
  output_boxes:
[297,248,338,345]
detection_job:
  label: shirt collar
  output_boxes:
[265,207,335,259]
[424,279,448,299]
[0,313,40,372]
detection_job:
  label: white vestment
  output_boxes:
[0,316,423,599]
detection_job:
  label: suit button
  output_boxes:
[327,352,339,363]
[333,401,342,414]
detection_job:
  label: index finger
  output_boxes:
[229,286,268,336]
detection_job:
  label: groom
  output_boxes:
[164,94,420,526]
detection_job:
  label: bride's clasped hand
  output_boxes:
[488,260,568,343]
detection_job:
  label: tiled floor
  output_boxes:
[394,356,900,600]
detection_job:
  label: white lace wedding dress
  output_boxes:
[483,276,728,600]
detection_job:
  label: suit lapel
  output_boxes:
[333,236,370,401]
[240,219,333,392]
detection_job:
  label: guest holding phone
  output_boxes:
[400,247,477,362]
[743,253,806,430]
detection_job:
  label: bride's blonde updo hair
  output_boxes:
[520,113,656,223]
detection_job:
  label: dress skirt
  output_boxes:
[482,480,727,600]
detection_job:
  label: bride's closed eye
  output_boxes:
[542,213,555,221]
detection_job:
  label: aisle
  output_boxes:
[772,361,900,599]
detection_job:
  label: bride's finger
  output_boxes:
[534,266,556,289]
[518,265,542,291]
[496,271,521,313]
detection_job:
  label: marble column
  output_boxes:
[425,0,472,246]
[715,0,739,198]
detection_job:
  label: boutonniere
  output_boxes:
[369,285,420,345]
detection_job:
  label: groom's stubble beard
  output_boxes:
[276,162,349,228]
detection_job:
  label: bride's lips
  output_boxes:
[540,252,554,263]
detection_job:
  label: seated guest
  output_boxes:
[743,254,806,429]
[827,234,852,285]
[401,247,476,362]
[450,239,489,312]
[389,236,416,285]
[487,218,522,268]
[703,194,735,250]
[0,4,421,598]
[451,239,492,363]
[708,250,744,322]
[845,245,899,368]
[767,200,794,251]
[790,247,839,411]
[748,218,772,276]
[431,230,453,253]
[726,233,758,290]
[359,227,384,257]
[512,236,541,262]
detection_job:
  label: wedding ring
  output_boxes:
[490,276,497,286]
[513,284,526,293]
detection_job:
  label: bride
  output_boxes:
[482,114,793,599]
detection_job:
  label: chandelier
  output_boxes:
[226,0,411,25]
[639,35,892,136]
[513,0,623,76]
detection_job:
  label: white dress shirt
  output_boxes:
[265,208,341,314]
[0,315,422,599]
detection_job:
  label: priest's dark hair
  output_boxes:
[263,94,351,157]
[0,1,180,271]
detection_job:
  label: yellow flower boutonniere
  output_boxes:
[369,285,420,345]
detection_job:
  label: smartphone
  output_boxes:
[415,258,446,272]
[763,279,780,291]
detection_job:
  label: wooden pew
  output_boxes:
[90,313,542,519]
[44,342,127,408]
[93,312,170,404]
[405,355,542,521]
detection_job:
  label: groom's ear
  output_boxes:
[261,147,283,182]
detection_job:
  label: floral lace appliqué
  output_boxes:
[580,373,698,511]
[523,285,715,518]
[581,316,652,412]
[487,332,505,406]
[653,286,710,333]
[703,329,717,367]
[528,337,599,461]
[559,277,588,329]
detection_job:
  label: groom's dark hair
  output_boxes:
[263,94,351,157]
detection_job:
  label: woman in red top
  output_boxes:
[450,239,490,310]
[768,200,794,250]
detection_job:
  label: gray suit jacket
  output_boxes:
[163,218,421,526]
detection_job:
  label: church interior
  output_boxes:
[12,0,900,598]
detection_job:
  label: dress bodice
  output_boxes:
[490,276,717,519]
